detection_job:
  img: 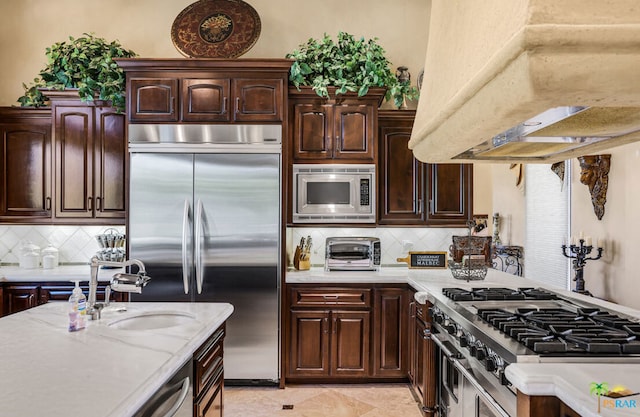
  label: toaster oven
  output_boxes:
[325,237,381,271]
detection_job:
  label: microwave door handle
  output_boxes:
[181,200,191,294]
[195,199,205,294]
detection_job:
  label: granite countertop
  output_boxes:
[0,302,233,417]
[287,267,640,417]
[0,264,121,282]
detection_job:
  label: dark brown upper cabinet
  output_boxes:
[47,90,126,223]
[289,87,385,163]
[117,59,291,124]
[378,110,472,226]
[0,108,52,222]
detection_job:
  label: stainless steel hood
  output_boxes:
[409,0,640,163]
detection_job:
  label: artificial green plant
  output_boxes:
[286,32,419,105]
[17,33,136,111]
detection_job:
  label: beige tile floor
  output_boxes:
[224,383,424,417]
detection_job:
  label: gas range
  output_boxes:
[428,287,640,417]
[435,287,640,359]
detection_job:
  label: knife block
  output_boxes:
[293,246,311,271]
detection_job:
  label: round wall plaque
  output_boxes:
[171,0,261,58]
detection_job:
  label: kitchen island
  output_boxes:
[287,267,640,417]
[0,301,233,417]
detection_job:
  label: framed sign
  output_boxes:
[396,251,448,269]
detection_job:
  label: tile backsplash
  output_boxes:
[0,225,125,265]
[287,226,469,267]
[1,225,471,268]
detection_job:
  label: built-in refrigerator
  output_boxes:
[128,124,281,384]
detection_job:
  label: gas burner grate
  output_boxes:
[477,306,640,355]
[442,287,558,301]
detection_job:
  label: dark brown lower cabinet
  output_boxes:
[517,392,581,417]
[413,300,437,417]
[289,309,370,378]
[2,284,39,316]
[372,288,408,377]
[286,284,409,382]
[194,324,225,417]
[1,281,127,317]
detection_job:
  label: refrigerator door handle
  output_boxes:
[195,199,204,294]
[181,200,191,295]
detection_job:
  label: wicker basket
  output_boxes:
[448,260,488,281]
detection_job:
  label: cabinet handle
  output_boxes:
[323,295,339,300]
[88,197,93,211]
[324,317,329,334]
[429,199,434,214]
[95,196,101,211]
[235,97,240,114]
[332,317,337,334]
[222,97,228,115]
[417,199,423,214]
[170,96,175,115]
[45,197,51,211]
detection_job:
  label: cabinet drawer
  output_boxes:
[194,325,225,397]
[290,287,371,308]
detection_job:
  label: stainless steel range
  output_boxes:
[428,287,640,417]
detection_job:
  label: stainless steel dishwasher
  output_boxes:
[134,360,193,417]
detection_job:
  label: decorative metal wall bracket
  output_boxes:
[577,154,611,220]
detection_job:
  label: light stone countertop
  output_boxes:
[0,264,121,282]
[0,301,233,417]
[287,267,640,416]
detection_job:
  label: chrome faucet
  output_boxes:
[88,256,151,320]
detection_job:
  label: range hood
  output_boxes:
[409,0,640,163]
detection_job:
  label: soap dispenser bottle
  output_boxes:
[68,281,87,332]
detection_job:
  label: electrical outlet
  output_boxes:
[402,240,414,252]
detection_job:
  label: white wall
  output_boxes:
[0,0,430,108]
[570,140,640,309]
[489,139,640,310]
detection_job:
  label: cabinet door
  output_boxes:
[0,117,52,219]
[129,78,179,122]
[372,288,408,377]
[94,107,126,219]
[182,78,231,122]
[426,163,473,226]
[415,306,437,417]
[292,103,331,160]
[3,285,39,316]
[289,310,331,376]
[408,299,417,385]
[233,78,283,122]
[378,120,425,224]
[333,104,375,161]
[331,310,370,377]
[54,106,94,219]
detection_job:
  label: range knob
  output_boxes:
[459,333,469,348]
[485,356,497,372]
[469,344,477,356]
[445,322,457,335]
[475,345,487,361]
[430,308,444,324]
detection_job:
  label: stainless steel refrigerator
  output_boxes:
[128,124,281,384]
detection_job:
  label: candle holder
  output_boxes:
[561,239,603,295]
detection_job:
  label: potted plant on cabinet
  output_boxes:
[17,33,136,111]
[286,31,419,107]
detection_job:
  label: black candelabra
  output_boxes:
[561,239,603,296]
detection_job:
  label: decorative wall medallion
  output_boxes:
[171,0,261,58]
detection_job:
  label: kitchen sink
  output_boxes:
[107,311,197,331]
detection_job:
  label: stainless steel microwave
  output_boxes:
[292,164,376,223]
